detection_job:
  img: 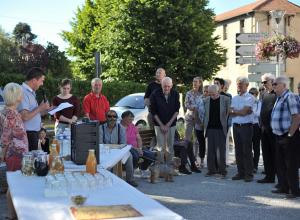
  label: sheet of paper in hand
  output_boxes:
[48,102,73,115]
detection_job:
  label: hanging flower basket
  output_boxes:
[255,34,300,61]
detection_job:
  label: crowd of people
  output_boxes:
[0,67,300,219]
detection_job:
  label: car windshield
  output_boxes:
[115,95,145,109]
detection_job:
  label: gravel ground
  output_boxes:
[1,150,299,220]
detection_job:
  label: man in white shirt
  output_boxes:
[230,77,255,182]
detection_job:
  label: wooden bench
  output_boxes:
[139,129,156,148]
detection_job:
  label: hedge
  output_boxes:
[0,73,149,106]
[0,73,189,108]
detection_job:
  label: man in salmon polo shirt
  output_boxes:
[83,78,110,124]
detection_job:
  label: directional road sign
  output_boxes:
[236,33,268,44]
[236,56,276,64]
[236,45,255,56]
[248,63,284,73]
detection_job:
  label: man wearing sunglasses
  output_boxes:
[257,73,277,184]
[99,110,138,187]
[271,76,300,199]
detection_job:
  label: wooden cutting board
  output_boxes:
[70,204,142,220]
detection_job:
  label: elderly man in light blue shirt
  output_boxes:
[18,67,50,151]
[230,76,255,182]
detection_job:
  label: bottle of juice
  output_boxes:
[48,144,58,170]
[86,149,97,175]
[52,139,60,155]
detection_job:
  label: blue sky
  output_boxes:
[1,0,300,51]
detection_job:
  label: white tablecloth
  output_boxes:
[7,170,184,220]
[64,144,132,170]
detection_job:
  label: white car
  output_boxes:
[0,89,4,111]
[111,92,185,128]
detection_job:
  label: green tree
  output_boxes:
[45,42,72,78]
[13,22,37,43]
[0,27,19,74]
[62,0,226,83]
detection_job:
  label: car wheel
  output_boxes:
[136,120,148,129]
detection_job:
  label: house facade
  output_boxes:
[214,0,300,95]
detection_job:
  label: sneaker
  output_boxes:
[141,170,150,179]
[232,174,244,180]
[127,180,138,187]
[179,166,192,175]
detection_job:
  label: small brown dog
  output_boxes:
[149,161,160,184]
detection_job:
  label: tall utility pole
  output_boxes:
[95,51,102,77]
[270,10,285,78]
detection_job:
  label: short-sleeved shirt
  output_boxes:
[99,122,126,144]
[18,83,41,131]
[52,95,80,122]
[231,92,255,124]
[83,92,110,123]
[124,123,138,148]
[271,90,300,135]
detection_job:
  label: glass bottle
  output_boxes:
[51,156,64,174]
[86,149,97,175]
[52,138,60,155]
[48,144,58,169]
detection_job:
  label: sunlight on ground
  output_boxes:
[248,196,300,209]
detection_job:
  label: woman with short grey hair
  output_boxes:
[0,83,28,220]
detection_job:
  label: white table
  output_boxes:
[7,170,184,220]
[64,144,132,170]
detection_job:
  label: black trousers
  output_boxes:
[252,123,261,170]
[261,128,276,181]
[194,129,206,159]
[275,130,300,195]
[26,131,39,151]
[233,124,253,178]
[174,141,196,166]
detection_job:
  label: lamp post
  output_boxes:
[270,10,285,77]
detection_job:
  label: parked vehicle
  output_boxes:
[111,93,185,129]
[0,88,4,111]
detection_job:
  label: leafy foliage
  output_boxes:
[13,22,37,43]
[62,0,226,83]
[0,24,71,77]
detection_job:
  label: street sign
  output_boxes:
[248,63,284,73]
[248,73,263,82]
[236,56,276,64]
[236,33,268,44]
[236,45,255,56]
